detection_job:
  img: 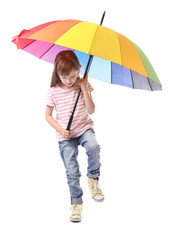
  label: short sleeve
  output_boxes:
[87,82,94,93]
[46,88,55,107]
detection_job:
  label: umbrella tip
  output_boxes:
[100,11,106,25]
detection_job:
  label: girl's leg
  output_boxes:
[59,139,83,205]
[79,129,101,178]
[79,129,104,201]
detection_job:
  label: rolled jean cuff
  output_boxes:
[71,196,83,205]
[87,172,100,179]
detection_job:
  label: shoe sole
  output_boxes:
[92,196,104,202]
[70,218,82,223]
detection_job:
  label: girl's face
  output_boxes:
[59,69,79,89]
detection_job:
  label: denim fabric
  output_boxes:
[58,128,101,204]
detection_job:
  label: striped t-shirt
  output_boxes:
[46,82,94,142]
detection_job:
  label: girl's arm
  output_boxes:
[82,90,95,115]
[45,106,72,140]
[77,74,95,115]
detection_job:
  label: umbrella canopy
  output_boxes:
[12,19,162,91]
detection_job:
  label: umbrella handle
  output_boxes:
[66,55,93,130]
[66,11,106,131]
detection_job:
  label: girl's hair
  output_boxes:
[50,50,82,87]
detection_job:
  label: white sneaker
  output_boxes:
[70,204,83,222]
[88,178,104,201]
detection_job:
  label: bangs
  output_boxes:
[57,59,79,76]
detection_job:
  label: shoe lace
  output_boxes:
[92,180,102,195]
[71,205,82,216]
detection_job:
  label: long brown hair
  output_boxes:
[50,50,82,87]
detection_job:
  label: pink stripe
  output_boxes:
[58,111,87,121]
[58,99,84,107]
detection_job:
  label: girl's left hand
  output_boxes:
[77,73,88,92]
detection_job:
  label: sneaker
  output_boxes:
[70,204,83,222]
[88,178,104,201]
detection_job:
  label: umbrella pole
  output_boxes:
[66,11,106,131]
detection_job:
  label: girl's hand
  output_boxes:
[61,128,72,140]
[77,73,88,92]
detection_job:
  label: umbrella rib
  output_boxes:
[116,32,123,66]
[146,78,153,91]
[87,23,102,55]
[130,70,135,89]
[111,61,112,84]
[39,44,55,59]
[88,11,106,55]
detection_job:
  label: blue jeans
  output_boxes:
[58,128,101,205]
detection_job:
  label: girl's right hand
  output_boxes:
[61,128,72,140]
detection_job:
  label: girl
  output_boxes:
[45,50,104,222]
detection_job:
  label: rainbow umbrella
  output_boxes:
[12,15,161,91]
[12,12,162,129]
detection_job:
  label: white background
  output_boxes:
[1,0,175,239]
